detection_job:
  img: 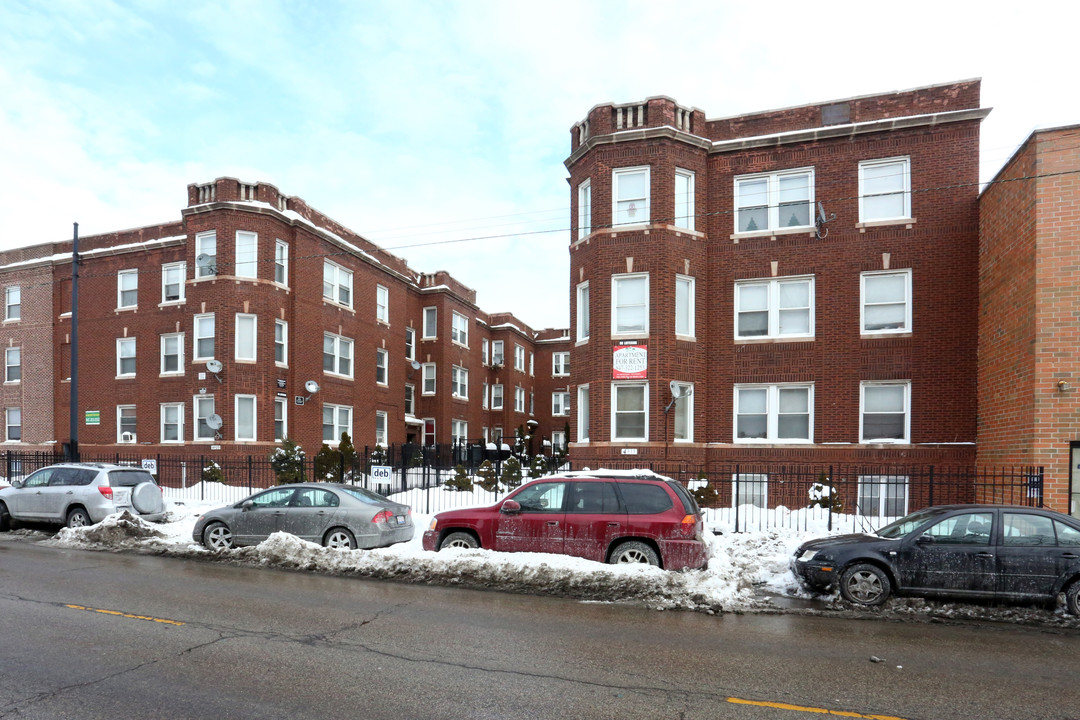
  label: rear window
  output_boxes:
[618,482,674,514]
[340,486,389,505]
[666,481,700,515]
[108,470,157,487]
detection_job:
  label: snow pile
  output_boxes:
[52,511,165,548]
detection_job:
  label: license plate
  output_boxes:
[395,515,406,526]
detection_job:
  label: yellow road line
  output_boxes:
[65,604,185,626]
[727,697,906,720]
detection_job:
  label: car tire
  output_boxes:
[0,501,11,532]
[203,522,234,551]
[323,528,357,550]
[1066,580,1080,616]
[66,507,92,529]
[438,531,479,550]
[609,540,661,567]
[131,481,164,514]
[839,563,892,606]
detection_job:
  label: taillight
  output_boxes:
[98,486,113,499]
[680,514,699,537]
[372,510,393,525]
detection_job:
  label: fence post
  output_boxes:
[734,464,740,533]
[200,455,205,501]
[827,464,833,532]
[928,465,935,507]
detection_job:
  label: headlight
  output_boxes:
[797,549,819,562]
[428,517,438,531]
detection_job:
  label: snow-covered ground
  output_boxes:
[8,481,1077,627]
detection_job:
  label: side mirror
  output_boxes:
[240,500,255,511]
[10,479,23,489]
[500,499,521,515]
[916,533,935,545]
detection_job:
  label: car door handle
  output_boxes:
[607,522,620,528]
[1063,553,1080,559]
[976,552,994,558]
[547,521,559,527]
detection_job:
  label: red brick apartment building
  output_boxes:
[0,178,572,462]
[565,80,988,476]
[978,125,1080,515]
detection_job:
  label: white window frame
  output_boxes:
[577,178,592,239]
[674,169,695,230]
[322,260,353,308]
[235,314,257,362]
[234,394,256,442]
[734,167,814,233]
[857,475,910,518]
[859,157,911,223]
[676,275,695,339]
[514,344,525,372]
[274,319,288,366]
[376,410,388,446]
[117,269,138,309]
[422,306,438,339]
[423,418,436,446]
[861,270,912,335]
[612,166,650,226]
[553,352,569,376]
[734,276,815,340]
[577,384,590,442]
[322,403,352,445]
[422,363,436,395]
[323,332,354,379]
[451,419,468,445]
[576,281,590,342]
[514,386,526,413]
[552,391,569,416]
[860,381,911,444]
[117,405,136,443]
[451,365,468,399]
[451,311,469,347]
[195,231,217,278]
[733,473,769,509]
[274,239,289,286]
[116,337,136,378]
[5,407,20,442]
[4,347,20,383]
[612,273,649,336]
[376,348,389,386]
[194,395,216,442]
[481,382,489,410]
[193,314,215,362]
[405,327,416,361]
[491,340,504,366]
[235,230,257,278]
[673,382,693,442]
[160,333,184,375]
[491,383,503,410]
[552,430,566,453]
[162,262,186,304]
[611,382,648,442]
[274,397,287,441]
[160,402,184,443]
[529,352,534,377]
[481,338,489,365]
[4,286,20,321]
[376,285,389,324]
[733,384,814,443]
[404,384,415,416]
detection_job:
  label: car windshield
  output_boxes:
[339,486,389,505]
[875,507,953,538]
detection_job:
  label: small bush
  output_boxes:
[501,456,523,489]
[476,460,499,492]
[202,461,225,484]
[269,437,306,485]
[689,473,720,507]
[445,464,474,492]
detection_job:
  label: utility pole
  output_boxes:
[68,222,79,461]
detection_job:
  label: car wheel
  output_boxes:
[323,528,357,550]
[203,522,234,551]
[131,481,164,514]
[1066,580,1080,616]
[839,563,892,606]
[66,508,92,529]
[609,540,661,567]
[0,502,10,532]
[438,531,479,550]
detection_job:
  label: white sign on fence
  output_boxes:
[141,459,158,474]
[371,465,392,481]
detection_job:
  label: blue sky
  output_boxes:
[1,1,1077,330]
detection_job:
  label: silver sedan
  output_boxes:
[192,483,413,551]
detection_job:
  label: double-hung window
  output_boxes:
[514,344,525,372]
[117,405,136,443]
[611,382,647,441]
[422,307,437,339]
[676,275,695,338]
[117,338,136,377]
[160,403,183,443]
[235,395,256,441]
[405,327,416,361]
[323,333,353,378]
[376,285,389,324]
[4,287,20,321]
[274,397,287,441]
[612,273,648,336]
[733,473,769,509]
[734,168,814,233]
[160,333,184,375]
[553,352,569,376]
[235,231,257,278]
[577,385,590,442]
[274,319,288,366]
[194,396,215,441]
[672,382,693,442]
[4,347,19,383]
[274,240,289,285]
[481,382,489,409]
[491,384,504,409]
[451,365,468,399]
[193,314,215,361]
[674,169,695,230]
[117,270,138,309]
[195,232,217,278]
[577,179,592,238]
[860,382,910,443]
[162,262,186,303]
[859,157,911,222]
[322,404,352,444]
[861,270,912,334]
[481,338,489,365]
[376,411,388,446]
[404,384,416,415]
[612,166,650,226]
[857,475,909,518]
[576,282,590,342]
[734,384,813,443]
[735,276,814,339]
[376,348,388,385]
[491,340,504,366]
[422,363,436,395]
[451,419,468,445]
[323,261,353,308]
[552,391,569,416]
[514,386,526,413]
[451,311,468,346]
[5,407,20,442]
[235,314,256,362]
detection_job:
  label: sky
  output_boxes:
[1,1,1078,331]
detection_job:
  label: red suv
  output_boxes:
[422,472,708,570]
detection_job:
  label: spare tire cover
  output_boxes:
[131,482,164,514]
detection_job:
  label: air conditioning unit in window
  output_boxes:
[121,432,136,443]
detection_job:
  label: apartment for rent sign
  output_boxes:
[612,344,647,379]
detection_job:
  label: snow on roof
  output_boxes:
[0,235,187,273]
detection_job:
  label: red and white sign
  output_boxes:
[612,345,647,379]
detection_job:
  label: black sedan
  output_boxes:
[792,504,1080,613]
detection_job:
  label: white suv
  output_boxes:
[0,463,166,530]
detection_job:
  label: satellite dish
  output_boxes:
[196,253,217,274]
[818,202,828,225]
[410,360,421,370]
[304,380,320,394]
[206,414,223,430]
[206,359,223,373]
[668,381,693,400]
